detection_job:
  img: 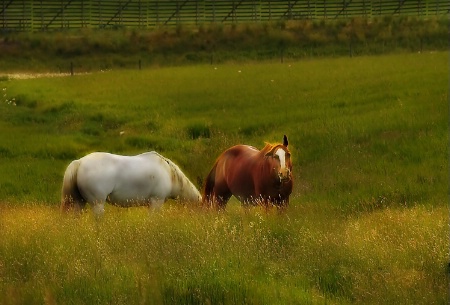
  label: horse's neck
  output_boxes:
[177,179,198,200]
[255,156,277,181]
[168,163,199,201]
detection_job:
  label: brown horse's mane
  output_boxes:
[259,142,288,156]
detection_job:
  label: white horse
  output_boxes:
[61,152,202,216]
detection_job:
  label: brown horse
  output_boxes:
[203,135,293,208]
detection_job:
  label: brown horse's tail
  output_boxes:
[202,162,217,207]
[61,160,85,213]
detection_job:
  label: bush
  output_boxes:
[0,16,447,71]
[187,123,211,139]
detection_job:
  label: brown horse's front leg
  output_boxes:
[203,192,231,210]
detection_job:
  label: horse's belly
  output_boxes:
[108,178,169,206]
[227,176,256,202]
[107,189,151,206]
[221,159,255,201]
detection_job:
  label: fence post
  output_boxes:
[21,0,25,31]
[29,0,33,31]
[210,44,215,65]
[279,40,285,63]
[349,39,353,58]
[61,0,63,28]
[70,62,74,76]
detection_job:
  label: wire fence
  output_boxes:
[1,0,449,31]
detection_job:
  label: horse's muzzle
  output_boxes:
[277,169,292,183]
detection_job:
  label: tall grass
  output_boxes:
[0,203,447,304]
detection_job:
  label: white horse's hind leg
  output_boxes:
[79,187,107,217]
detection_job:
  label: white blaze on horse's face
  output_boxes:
[274,148,290,181]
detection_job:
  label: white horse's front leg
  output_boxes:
[92,202,105,218]
[149,198,165,211]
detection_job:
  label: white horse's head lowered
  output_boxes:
[160,155,202,203]
[61,151,202,216]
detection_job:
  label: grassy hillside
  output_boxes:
[0,52,448,304]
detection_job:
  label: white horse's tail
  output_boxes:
[61,160,86,213]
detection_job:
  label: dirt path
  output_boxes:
[3,72,90,80]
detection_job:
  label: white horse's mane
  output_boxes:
[141,151,200,201]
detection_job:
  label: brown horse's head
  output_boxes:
[262,135,292,183]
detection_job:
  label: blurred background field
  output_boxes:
[1,16,448,72]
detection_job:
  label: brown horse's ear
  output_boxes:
[283,135,289,147]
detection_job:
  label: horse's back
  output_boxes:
[79,152,163,173]
[220,145,259,169]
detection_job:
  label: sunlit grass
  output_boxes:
[0,202,447,304]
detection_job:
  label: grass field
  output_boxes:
[0,51,448,304]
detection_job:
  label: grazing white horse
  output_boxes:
[61,152,202,216]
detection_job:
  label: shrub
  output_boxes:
[187,123,211,139]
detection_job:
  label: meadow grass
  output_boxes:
[0,52,448,303]
[0,203,447,304]
[0,52,447,210]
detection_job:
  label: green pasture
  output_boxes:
[0,51,447,210]
[0,52,448,304]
